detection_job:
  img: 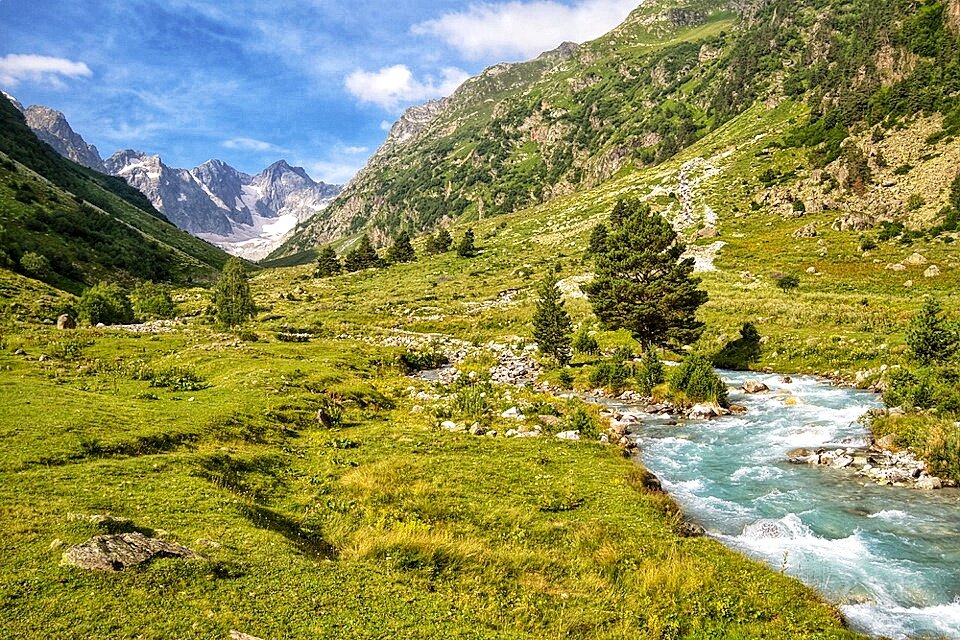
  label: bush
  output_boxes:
[670,355,728,407]
[774,273,800,293]
[858,235,877,252]
[636,349,665,396]
[131,281,175,320]
[564,404,601,440]
[146,367,210,392]
[77,282,134,326]
[399,346,449,372]
[572,326,600,355]
[589,360,631,393]
[19,251,50,278]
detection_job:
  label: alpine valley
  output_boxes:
[6,95,342,260]
[2,1,960,639]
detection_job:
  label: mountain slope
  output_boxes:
[0,94,228,293]
[11,96,343,260]
[275,0,736,256]
[23,105,105,172]
[276,0,960,258]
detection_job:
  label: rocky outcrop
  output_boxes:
[787,444,947,489]
[24,105,104,172]
[61,532,197,571]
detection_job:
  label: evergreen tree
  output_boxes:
[426,227,453,254]
[386,230,416,263]
[584,199,707,349]
[532,271,573,366]
[344,234,382,272]
[457,228,477,257]
[906,297,958,365]
[586,223,608,257]
[213,257,255,327]
[314,245,341,277]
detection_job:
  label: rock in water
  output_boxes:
[61,532,197,571]
[56,314,76,330]
[741,380,770,393]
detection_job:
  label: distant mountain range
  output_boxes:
[6,95,342,260]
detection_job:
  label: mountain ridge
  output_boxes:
[15,97,343,260]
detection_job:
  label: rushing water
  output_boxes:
[606,371,960,639]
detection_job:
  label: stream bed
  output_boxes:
[607,371,960,639]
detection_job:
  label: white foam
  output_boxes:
[842,600,960,640]
[731,466,784,482]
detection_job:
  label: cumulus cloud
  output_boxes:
[413,0,636,60]
[345,64,468,111]
[223,137,286,153]
[0,53,93,88]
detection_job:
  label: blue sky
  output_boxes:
[1,0,637,184]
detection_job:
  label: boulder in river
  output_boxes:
[688,403,725,419]
[61,532,197,571]
[741,380,770,394]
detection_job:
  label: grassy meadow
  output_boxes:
[3,101,958,639]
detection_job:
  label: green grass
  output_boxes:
[0,316,860,638]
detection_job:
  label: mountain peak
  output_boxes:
[1,91,24,113]
[24,104,104,172]
[261,159,313,183]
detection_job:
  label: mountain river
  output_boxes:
[601,370,960,639]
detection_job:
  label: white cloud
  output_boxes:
[413,0,636,60]
[0,54,92,88]
[341,145,369,154]
[345,64,468,111]
[302,159,366,185]
[223,137,286,153]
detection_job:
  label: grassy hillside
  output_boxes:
[0,95,229,293]
[278,0,960,258]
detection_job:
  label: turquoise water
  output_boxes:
[613,371,960,640]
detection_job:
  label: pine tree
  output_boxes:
[457,228,477,257]
[314,245,341,277]
[584,199,707,349]
[906,297,958,365]
[386,230,416,263]
[213,257,255,327]
[426,227,453,254]
[344,234,382,272]
[532,271,573,366]
[586,223,608,257]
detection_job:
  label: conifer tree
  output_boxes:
[457,228,477,257]
[906,297,958,365]
[314,245,341,277]
[213,257,255,327]
[344,234,382,272]
[533,271,573,366]
[386,230,416,263]
[586,223,608,257]
[584,199,707,349]
[426,227,453,254]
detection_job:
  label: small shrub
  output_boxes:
[131,281,176,320]
[572,326,600,355]
[637,349,666,395]
[557,368,575,389]
[148,367,210,392]
[858,235,877,252]
[589,360,631,393]
[399,346,449,372]
[564,404,601,440]
[670,355,728,407]
[773,273,800,293]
